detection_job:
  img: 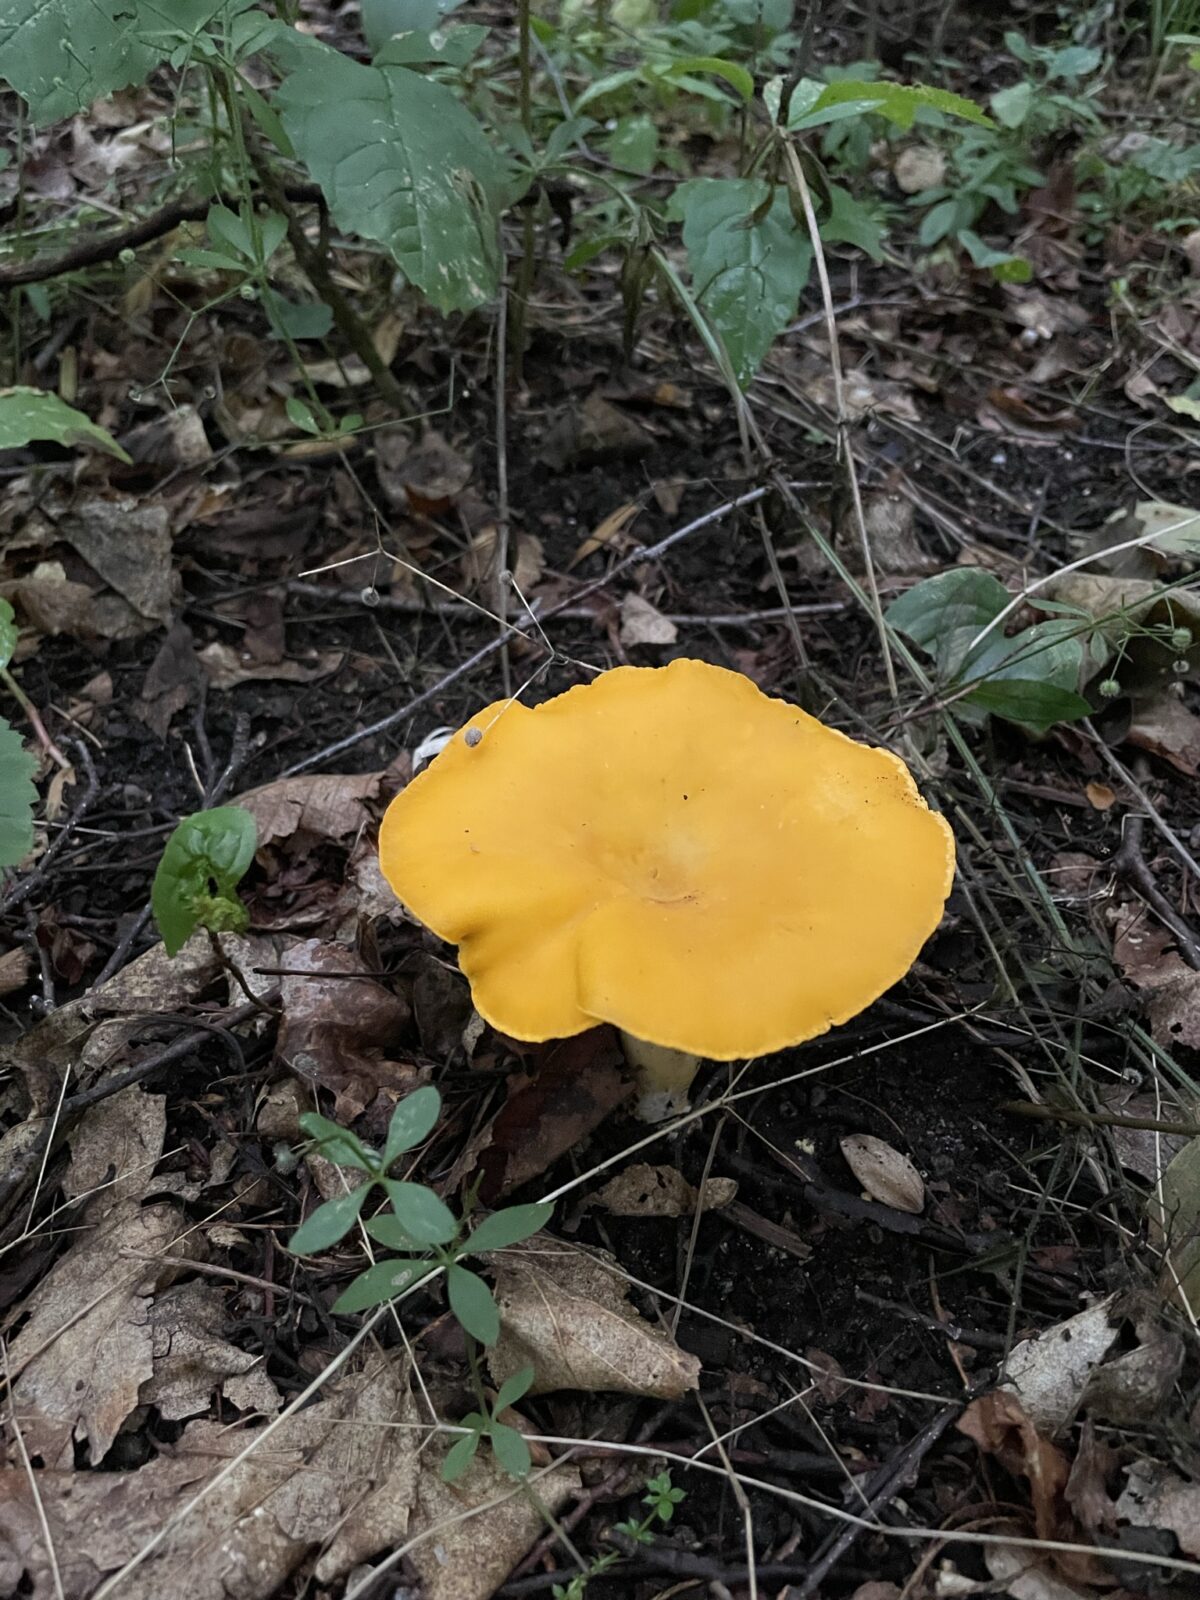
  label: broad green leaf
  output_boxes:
[1150,1136,1200,1318]
[660,55,754,103]
[298,1112,377,1173]
[887,569,1009,663]
[1046,44,1102,81]
[151,805,257,957]
[0,388,131,462]
[958,230,1032,282]
[441,1426,481,1482]
[488,1421,531,1478]
[265,292,333,341]
[668,178,812,389]
[374,25,487,66]
[273,39,509,314]
[990,81,1033,128]
[821,184,884,261]
[917,197,963,247]
[286,396,321,435]
[723,0,794,29]
[207,204,255,261]
[0,716,37,868]
[333,1256,434,1312]
[361,0,464,52]
[447,1263,500,1344]
[0,0,233,123]
[383,1085,443,1165]
[800,79,991,131]
[173,248,247,273]
[463,1202,553,1254]
[380,1180,459,1245]
[965,678,1091,732]
[609,115,659,175]
[290,1184,370,1254]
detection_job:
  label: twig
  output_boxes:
[279,485,776,775]
[1000,1101,1200,1137]
[1113,785,1200,970]
[0,184,322,287]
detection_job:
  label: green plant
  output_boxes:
[291,1087,551,1335]
[151,805,257,955]
[0,387,132,461]
[443,1364,537,1482]
[0,714,37,871]
[551,1473,687,1599]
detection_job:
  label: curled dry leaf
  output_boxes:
[489,1239,701,1399]
[957,1391,1073,1550]
[590,1162,737,1217]
[1000,1295,1119,1435]
[619,592,678,648]
[1111,902,1200,1052]
[839,1134,925,1214]
[1126,691,1200,777]
[197,640,342,689]
[238,770,384,850]
[1115,1460,1200,1560]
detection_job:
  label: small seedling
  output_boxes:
[151,806,258,956]
[442,1365,536,1483]
[551,1474,687,1599]
[291,1085,551,1340]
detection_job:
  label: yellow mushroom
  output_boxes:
[378,659,955,1119]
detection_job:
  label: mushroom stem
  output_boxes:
[620,1033,702,1123]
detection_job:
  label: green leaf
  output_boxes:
[989,81,1033,128]
[800,78,991,132]
[821,184,884,261]
[917,198,963,246]
[442,1426,481,1482]
[0,388,131,462]
[463,1202,553,1254]
[207,204,255,261]
[0,0,234,123]
[285,396,321,434]
[659,55,754,103]
[265,291,334,341]
[290,1184,370,1254]
[958,230,1032,282]
[298,1112,377,1173]
[380,1180,460,1245]
[493,1365,535,1412]
[964,678,1091,732]
[668,178,812,389]
[374,24,487,66]
[173,248,247,273]
[608,115,659,175]
[361,0,464,52]
[1150,1137,1200,1318]
[488,1421,531,1478]
[332,1256,434,1312]
[887,568,1010,665]
[273,37,510,314]
[447,1263,500,1344]
[383,1084,443,1165]
[0,599,18,674]
[151,805,257,957]
[0,716,37,869]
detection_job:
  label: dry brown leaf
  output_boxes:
[238,770,383,850]
[1085,781,1116,811]
[391,429,473,514]
[58,495,175,629]
[7,1198,200,1466]
[406,1445,581,1600]
[1111,902,1200,1050]
[568,501,640,570]
[197,640,342,689]
[590,1162,737,1217]
[461,526,544,598]
[957,1390,1073,1548]
[1127,691,1200,775]
[0,944,30,995]
[276,937,416,1120]
[892,144,946,193]
[539,391,652,472]
[1000,1295,1119,1435]
[490,1239,701,1399]
[1115,1460,1200,1559]
[619,592,678,648]
[983,1544,1098,1600]
[0,1357,418,1600]
[65,1084,166,1208]
[856,489,937,576]
[1098,1084,1194,1182]
[839,1134,925,1214]
[141,1282,281,1420]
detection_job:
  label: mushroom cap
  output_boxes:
[379,659,954,1060]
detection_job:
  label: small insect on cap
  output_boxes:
[378,660,955,1059]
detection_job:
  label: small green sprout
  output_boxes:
[151,806,257,956]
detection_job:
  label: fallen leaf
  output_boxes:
[197,640,342,689]
[65,1084,166,1209]
[1085,782,1116,811]
[856,489,937,576]
[1115,1460,1200,1560]
[276,937,416,1121]
[142,1282,281,1420]
[136,620,201,737]
[1064,1420,1119,1535]
[568,501,640,570]
[806,1346,849,1404]
[237,770,384,850]
[490,1239,701,1399]
[58,495,175,630]
[474,1028,632,1201]
[1098,1084,1193,1182]
[957,1390,1073,1548]
[978,387,1080,441]
[1079,1320,1183,1427]
[1127,691,1200,775]
[589,1163,737,1217]
[983,1544,1099,1600]
[1148,1135,1200,1318]
[539,392,652,472]
[0,944,30,995]
[1111,902,1200,1051]
[619,592,678,648]
[1000,1295,1119,1435]
[406,1443,581,1600]
[893,144,946,194]
[840,1134,925,1214]
[391,429,473,514]
[7,1198,201,1467]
